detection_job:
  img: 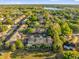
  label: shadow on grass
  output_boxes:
[33,53,53,57]
[11,49,56,59]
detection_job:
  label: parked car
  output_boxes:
[64,42,75,50]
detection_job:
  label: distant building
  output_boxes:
[25,34,53,47]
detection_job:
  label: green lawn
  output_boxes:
[12,52,56,59]
[0,51,56,59]
[11,50,56,59]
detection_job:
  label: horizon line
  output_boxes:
[0,3,79,5]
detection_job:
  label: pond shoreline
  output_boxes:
[44,7,63,10]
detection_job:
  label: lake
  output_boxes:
[44,7,63,10]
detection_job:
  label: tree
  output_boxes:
[25,11,32,16]
[0,22,2,25]
[54,16,62,24]
[45,19,52,28]
[47,23,61,36]
[60,36,66,43]
[5,41,10,49]
[64,13,72,19]
[5,18,14,25]
[33,21,40,27]
[47,27,53,36]
[47,23,63,52]
[43,11,50,19]
[61,22,72,35]
[0,41,3,50]
[53,23,61,35]
[52,30,63,53]
[25,19,31,25]
[69,23,79,33]
[2,25,8,32]
[30,15,38,21]
[11,44,16,51]
[63,51,79,59]
[0,25,7,32]
[15,40,24,49]
[27,27,36,33]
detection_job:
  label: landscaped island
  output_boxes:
[0,5,79,59]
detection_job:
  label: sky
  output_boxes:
[0,0,79,4]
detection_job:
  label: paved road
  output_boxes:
[4,15,27,42]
